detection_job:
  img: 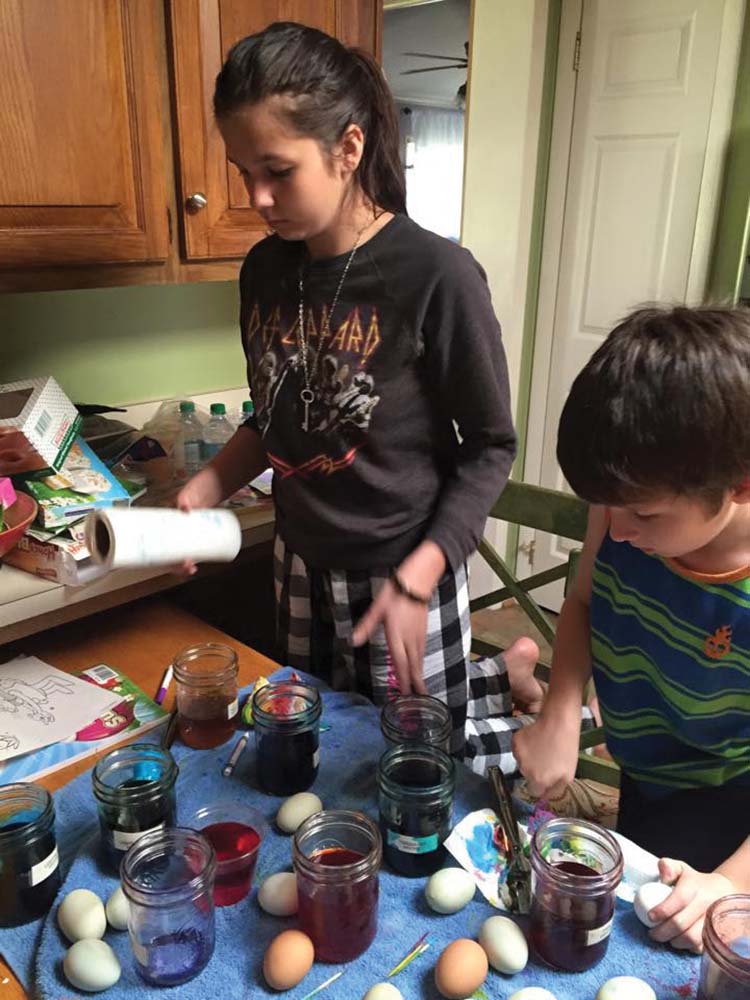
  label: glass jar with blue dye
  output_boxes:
[121,827,216,986]
[92,744,178,869]
[377,743,454,877]
[0,783,61,927]
[253,681,322,795]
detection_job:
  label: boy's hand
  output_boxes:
[647,857,734,953]
[512,710,581,799]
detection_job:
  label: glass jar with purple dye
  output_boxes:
[698,895,750,999]
[253,681,321,795]
[529,817,623,972]
[121,827,216,986]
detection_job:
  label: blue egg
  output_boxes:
[133,761,161,782]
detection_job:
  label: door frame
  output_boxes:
[517,0,747,583]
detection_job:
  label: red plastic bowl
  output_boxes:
[0,493,38,558]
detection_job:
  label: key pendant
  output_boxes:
[300,388,314,432]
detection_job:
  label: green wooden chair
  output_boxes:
[470,479,619,787]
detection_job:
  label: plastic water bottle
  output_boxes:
[202,403,234,461]
[174,400,203,480]
[237,398,255,427]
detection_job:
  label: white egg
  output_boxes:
[57,889,107,943]
[479,915,528,975]
[633,881,673,928]
[509,989,558,1000]
[596,976,656,1000]
[258,872,299,916]
[105,885,129,931]
[362,984,404,1000]
[425,867,476,914]
[63,939,121,992]
[276,792,323,834]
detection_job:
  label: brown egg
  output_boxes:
[434,938,489,999]
[263,929,315,991]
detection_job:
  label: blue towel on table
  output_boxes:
[2,669,700,999]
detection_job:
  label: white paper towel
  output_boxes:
[85,507,242,569]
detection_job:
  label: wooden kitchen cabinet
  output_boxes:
[0,0,380,291]
[0,0,170,270]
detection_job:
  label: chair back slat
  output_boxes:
[489,480,587,541]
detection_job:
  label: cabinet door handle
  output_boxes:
[186,192,208,212]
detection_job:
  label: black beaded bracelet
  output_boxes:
[390,571,431,606]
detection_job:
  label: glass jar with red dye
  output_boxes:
[173,643,239,749]
[253,681,321,795]
[529,817,623,972]
[188,801,268,907]
[293,809,381,962]
[698,895,750,999]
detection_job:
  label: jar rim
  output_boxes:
[380,695,452,742]
[92,744,178,804]
[172,642,238,686]
[378,743,455,798]
[0,783,54,848]
[293,809,382,884]
[253,681,321,731]
[703,894,750,984]
[121,827,216,904]
[531,816,623,891]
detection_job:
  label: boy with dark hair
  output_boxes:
[514,306,750,953]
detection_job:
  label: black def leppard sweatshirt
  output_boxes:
[239,214,516,572]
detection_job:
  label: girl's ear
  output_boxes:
[333,123,365,177]
[730,478,750,505]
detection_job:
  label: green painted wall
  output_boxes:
[0,282,245,405]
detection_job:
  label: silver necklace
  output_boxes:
[297,224,369,432]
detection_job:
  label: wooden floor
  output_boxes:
[471,601,555,665]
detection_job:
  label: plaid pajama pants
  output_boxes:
[274,535,538,776]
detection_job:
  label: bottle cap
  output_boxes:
[180,400,195,413]
[210,403,226,415]
[242,400,255,415]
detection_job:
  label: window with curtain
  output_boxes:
[402,107,465,242]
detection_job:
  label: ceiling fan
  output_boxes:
[400,44,468,76]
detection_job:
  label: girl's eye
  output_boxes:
[269,167,293,179]
[633,511,657,521]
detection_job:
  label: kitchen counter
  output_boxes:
[0,503,275,645]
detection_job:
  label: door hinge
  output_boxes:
[167,207,174,244]
[519,538,536,566]
[573,30,582,72]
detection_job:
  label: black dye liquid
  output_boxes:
[380,760,451,877]
[98,778,176,869]
[257,730,319,795]
[0,821,61,927]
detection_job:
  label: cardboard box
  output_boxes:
[4,529,105,587]
[23,436,132,529]
[0,377,80,478]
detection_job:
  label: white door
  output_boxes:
[520,0,743,609]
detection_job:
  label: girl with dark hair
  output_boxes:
[178,21,535,763]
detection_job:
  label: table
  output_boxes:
[0,599,273,999]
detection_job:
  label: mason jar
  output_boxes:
[529,817,623,972]
[253,681,321,795]
[380,694,452,752]
[293,809,381,962]
[121,827,216,986]
[698,895,750,999]
[377,743,454,877]
[173,642,239,749]
[92,743,178,869]
[0,783,61,927]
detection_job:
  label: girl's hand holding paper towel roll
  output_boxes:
[85,508,242,571]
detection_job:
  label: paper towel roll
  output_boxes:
[85,507,242,569]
